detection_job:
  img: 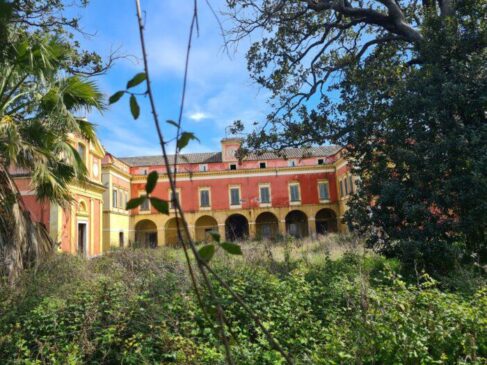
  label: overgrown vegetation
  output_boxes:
[1,237,485,364]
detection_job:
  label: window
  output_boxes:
[125,192,128,209]
[229,163,237,170]
[77,143,86,162]
[259,162,267,169]
[119,190,124,208]
[141,168,148,175]
[119,232,124,247]
[112,189,118,208]
[344,178,349,195]
[229,187,240,206]
[259,185,271,204]
[200,189,210,208]
[318,158,324,165]
[199,164,208,172]
[170,190,180,209]
[339,180,344,197]
[348,175,354,194]
[318,181,329,201]
[289,183,300,203]
[288,159,297,167]
[140,194,150,211]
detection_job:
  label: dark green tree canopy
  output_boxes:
[226,0,487,270]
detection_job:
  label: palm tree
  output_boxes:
[0,32,104,283]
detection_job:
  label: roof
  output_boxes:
[119,146,341,167]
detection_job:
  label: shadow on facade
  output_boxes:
[225,214,249,241]
[195,215,219,242]
[255,212,279,239]
[315,208,338,235]
[134,219,158,248]
[285,210,309,238]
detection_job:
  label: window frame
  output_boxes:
[199,164,208,172]
[259,183,271,206]
[259,161,267,169]
[139,191,151,212]
[112,189,118,208]
[288,182,301,205]
[228,185,242,208]
[317,158,324,165]
[288,159,297,167]
[229,163,237,171]
[317,180,330,202]
[199,187,211,209]
[77,142,86,163]
[169,188,181,210]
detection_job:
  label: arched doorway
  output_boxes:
[285,210,309,238]
[255,212,279,239]
[315,209,338,235]
[165,217,189,246]
[134,219,158,248]
[195,215,219,242]
[225,214,249,241]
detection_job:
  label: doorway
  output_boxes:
[77,222,87,256]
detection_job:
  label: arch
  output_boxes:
[225,214,249,242]
[134,219,158,248]
[195,215,219,242]
[255,212,279,239]
[165,217,189,246]
[285,210,309,238]
[77,200,87,213]
[315,208,338,235]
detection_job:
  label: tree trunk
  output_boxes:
[0,165,55,284]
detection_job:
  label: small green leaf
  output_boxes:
[126,72,146,89]
[130,94,140,119]
[109,90,125,104]
[166,120,179,128]
[209,231,221,242]
[126,196,146,210]
[150,197,169,214]
[177,131,199,150]
[220,242,242,255]
[145,171,158,194]
[198,244,215,263]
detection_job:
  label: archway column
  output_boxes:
[308,217,317,237]
[249,221,256,239]
[157,228,165,246]
[278,219,286,236]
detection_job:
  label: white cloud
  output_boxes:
[188,112,210,121]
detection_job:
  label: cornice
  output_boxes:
[130,164,337,182]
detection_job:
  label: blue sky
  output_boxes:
[73,0,270,157]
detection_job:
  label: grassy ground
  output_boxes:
[0,235,485,364]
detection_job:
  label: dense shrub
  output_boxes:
[0,245,485,364]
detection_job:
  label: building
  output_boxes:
[13,135,356,256]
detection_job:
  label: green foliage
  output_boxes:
[145,171,158,194]
[0,247,485,364]
[150,197,169,214]
[126,72,146,89]
[129,94,140,120]
[228,0,487,272]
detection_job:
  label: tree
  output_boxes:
[226,0,487,270]
[0,1,104,283]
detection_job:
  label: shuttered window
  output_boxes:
[260,186,270,204]
[289,184,300,202]
[230,188,240,206]
[200,189,210,208]
[318,182,329,201]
